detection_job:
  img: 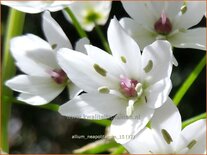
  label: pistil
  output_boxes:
[49,69,67,84]
[154,11,172,35]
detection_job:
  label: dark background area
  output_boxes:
[1,1,206,153]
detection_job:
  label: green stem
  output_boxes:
[173,55,206,105]
[94,24,111,53]
[64,7,88,38]
[1,9,25,152]
[73,139,119,154]
[11,98,59,112]
[111,145,126,154]
[89,119,111,127]
[182,112,206,129]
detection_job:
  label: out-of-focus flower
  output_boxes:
[63,1,112,31]
[1,1,73,13]
[57,18,173,144]
[121,1,206,51]
[123,98,206,154]
[5,11,88,105]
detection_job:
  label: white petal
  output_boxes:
[10,34,52,76]
[18,93,61,105]
[120,18,156,50]
[108,18,142,80]
[63,2,111,31]
[85,45,123,79]
[123,128,159,154]
[169,28,206,51]
[1,1,73,13]
[174,2,205,29]
[5,75,64,96]
[151,98,182,144]
[181,119,206,154]
[93,1,111,25]
[110,103,154,144]
[58,93,125,119]
[121,2,156,30]
[145,78,172,109]
[68,83,82,99]
[150,2,183,22]
[57,48,117,92]
[142,40,173,84]
[1,1,47,13]
[75,37,90,54]
[42,11,72,51]
[26,48,59,70]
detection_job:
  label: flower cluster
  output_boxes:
[2,1,206,154]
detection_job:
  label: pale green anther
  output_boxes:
[181,2,187,14]
[126,100,134,117]
[121,56,127,63]
[93,64,107,77]
[161,129,173,144]
[144,60,153,73]
[135,83,143,97]
[187,140,197,149]
[51,44,57,49]
[98,86,110,94]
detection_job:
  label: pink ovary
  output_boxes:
[120,76,138,97]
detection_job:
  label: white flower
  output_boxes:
[57,17,173,144]
[121,1,206,51]
[63,1,112,31]
[1,1,73,13]
[123,98,206,154]
[5,11,89,105]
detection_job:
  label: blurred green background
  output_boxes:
[1,1,206,153]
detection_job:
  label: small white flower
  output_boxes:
[63,1,112,31]
[123,98,206,154]
[57,17,173,144]
[5,11,89,105]
[1,1,73,13]
[121,1,206,51]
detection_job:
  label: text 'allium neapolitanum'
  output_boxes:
[57,18,174,144]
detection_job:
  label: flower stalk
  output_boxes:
[94,23,111,53]
[173,55,206,105]
[1,9,25,152]
[182,112,206,129]
[64,7,88,38]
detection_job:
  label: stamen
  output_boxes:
[120,56,127,63]
[51,44,57,49]
[93,64,107,77]
[187,140,197,149]
[135,83,143,97]
[144,60,153,73]
[161,129,173,144]
[126,100,135,116]
[98,86,110,94]
[181,2,187,14]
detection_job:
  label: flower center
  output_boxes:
[120,76,139,97]
[49,69,67,84]
[119,76,145,116]
[154,11,172,35]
